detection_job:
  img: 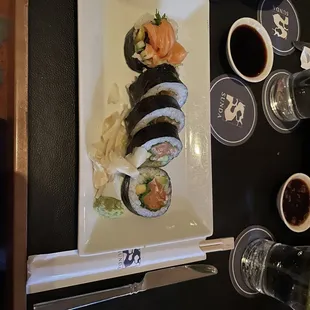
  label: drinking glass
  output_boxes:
[269,69,310,122]
[241,239,310,310]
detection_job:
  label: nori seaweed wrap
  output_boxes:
[121,167,172,218]
[127,122,182,168]
[128,64,188,106]
[125,95,185,136]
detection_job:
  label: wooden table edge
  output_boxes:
[6,0,28,309]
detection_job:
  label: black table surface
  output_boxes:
[27,0,310,309]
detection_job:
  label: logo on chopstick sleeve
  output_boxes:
[117,248,142,269]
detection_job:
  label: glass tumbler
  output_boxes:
[269,69,310,122]
[241,239,310,310]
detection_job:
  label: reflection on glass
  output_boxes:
[270,69,310,122]
[241,239,310,310]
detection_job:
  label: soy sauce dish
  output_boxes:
[226,17,274,83]
[277,173,310,233]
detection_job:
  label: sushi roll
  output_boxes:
[127,123,182,168]
[125,95,185,136]
[128,64,188,107]
[121,167,172,218]
[124,11,187,73]
[124,28,145,73]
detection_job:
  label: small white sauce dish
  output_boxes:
[226,17,274,83]
[277,173,310,233]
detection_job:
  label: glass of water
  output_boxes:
[270,69,310,122]
[241,239,310,310]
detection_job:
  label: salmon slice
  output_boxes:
[143,179,167,210]
[151,53,161,67]
[151,142,178,160]
[144,20,176,58]
[141,16,187,66]
[143,43,157,60]
[164,42,188,65]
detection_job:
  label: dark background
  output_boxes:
[26,0,310,309]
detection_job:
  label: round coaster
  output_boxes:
[229,225,275,298]
[258,0,300,56]
[210,75,257,147]
[262,69,300,133]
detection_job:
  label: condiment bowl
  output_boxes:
[226,17,274,83]
[277,173,310,233]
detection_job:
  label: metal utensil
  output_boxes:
[33,264,218,310]
[293,41,310,52]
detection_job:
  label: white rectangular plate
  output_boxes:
[78,0,212,256]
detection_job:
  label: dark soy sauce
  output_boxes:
[230,25,267,77]
[283,179,310,226]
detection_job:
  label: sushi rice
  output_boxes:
[122,167,172,218]
[131,105,185,136]
[127,123,183,168]
[128,64,188,107]
[140,82,188,107]
[142,136,182,167]
[125,95,185,137]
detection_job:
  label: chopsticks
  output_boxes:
[199,237,234,253]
